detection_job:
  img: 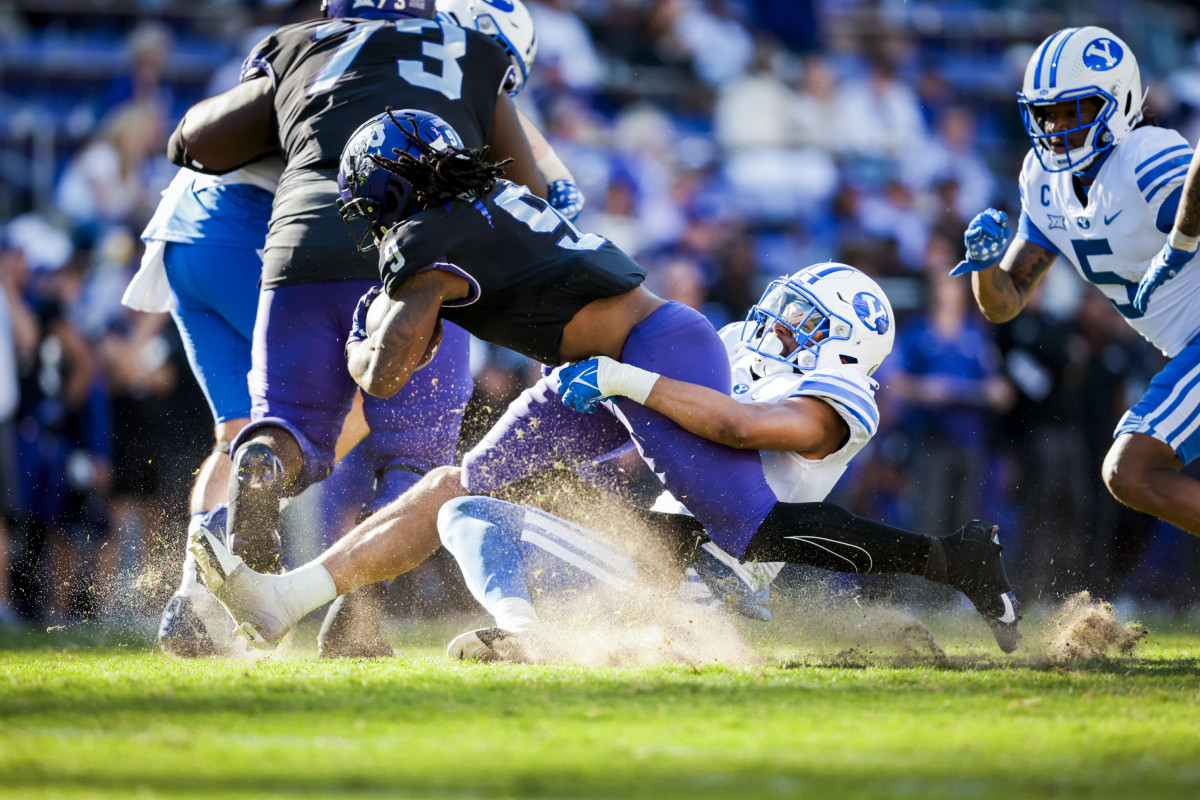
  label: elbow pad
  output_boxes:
[547,178,585,222]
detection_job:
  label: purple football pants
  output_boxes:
[463,301,778,557]
[250,280,473,495]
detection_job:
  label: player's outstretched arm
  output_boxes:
[486,92,548,200]
[558,357,847,457]
[1135,145,1200,313]
[951,208,1056,324]
[971,236,1057,324]
[167,77,277,174]
[347,271,465,398]
[517,110,585,221]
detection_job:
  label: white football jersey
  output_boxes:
[657,322,882,591]
[1018,125,1200,357]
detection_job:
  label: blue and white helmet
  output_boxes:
[337,109,465,251]
[1018,26,1145,173]
[437,0,537,95]
[323,0,436,19]
[741,263,894,379]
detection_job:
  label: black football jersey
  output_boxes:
[241,18,512,288]
[377,180,646,364]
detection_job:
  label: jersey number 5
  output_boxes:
[308,19,465,100]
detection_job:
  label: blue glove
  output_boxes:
[558,358,605,413]
[347,285,383,345]
[951,208,1009,276]
[1133,237,1198,314]
[690,547,772,621]
[547,178,585,222]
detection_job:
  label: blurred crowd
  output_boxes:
[2,0,1200,627]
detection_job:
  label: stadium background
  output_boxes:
[1,0,1198,628]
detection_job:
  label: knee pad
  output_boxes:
[231,417,334,497]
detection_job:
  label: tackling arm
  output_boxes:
[970,238,1058,323]
[168,78,277,174]
[642,378,849,457]
[558,357,849,457]
[346,270,469,398]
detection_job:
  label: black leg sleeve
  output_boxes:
[743,501,936,576]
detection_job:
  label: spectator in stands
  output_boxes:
[54,101,168,231]
[0,241,36,625]
[100,21,174,115]
[890,265,1013,535]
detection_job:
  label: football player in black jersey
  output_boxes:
[165,0,554,655]
[189,110,1022,656]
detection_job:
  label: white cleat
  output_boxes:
[446,627,524,662]
[188,528,294,650]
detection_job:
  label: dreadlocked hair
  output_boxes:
[369,108,512,208]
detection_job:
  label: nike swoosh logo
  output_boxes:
[1104,210,1123,225]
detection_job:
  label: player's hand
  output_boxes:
[547,178,585,222]
[348,285,384,345]
[1133,235,1198,313]
[951,208,1009,276]
[558,358,606,413]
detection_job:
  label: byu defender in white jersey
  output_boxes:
[439,264,944,661]
[953,26,1200,536]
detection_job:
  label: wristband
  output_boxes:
[598,358,660,404]
[1169,228,1200,252]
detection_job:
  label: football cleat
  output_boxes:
[188,527,292,650]
[317,583,396,659]
[936,521,1022,653]
[157,589,239,658]
[446,627,524,662]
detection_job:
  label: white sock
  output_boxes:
[491,596,539,634]
[179,512,208,595]
[276,562,338,624]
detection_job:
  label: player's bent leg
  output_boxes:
[227,418,328,572]
[743,502,1021,653]
[317,465,469,594]
[190,524,337,650]
[1103,433,1200,535]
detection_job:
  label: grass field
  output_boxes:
[2,600,1199,800]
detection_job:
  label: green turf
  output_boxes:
[2,609,1199,800]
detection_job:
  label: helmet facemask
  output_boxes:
[1018,90,1118,173]
[742,279,852,377]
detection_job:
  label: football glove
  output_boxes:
[1133,232,1199,314]
[951,208,1009,276]
[558,356,660,414]
[347,285,383,346]
[547,178,585,222]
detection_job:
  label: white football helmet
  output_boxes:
[741,263,895,379]
[1018,26,1145,173]
[437,0,537,95]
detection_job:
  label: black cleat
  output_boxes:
[157,594,216,658]
[317,583,396,659]
[227,527,283,574]
[935,521,1022,653]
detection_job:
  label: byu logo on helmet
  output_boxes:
[733,383,750,395]
[1082,38,1122,71]
[481,0,516,10]
[852,293,889,335]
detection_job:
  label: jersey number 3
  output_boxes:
[308,19,465,100]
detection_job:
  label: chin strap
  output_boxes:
[748,334,794,379]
